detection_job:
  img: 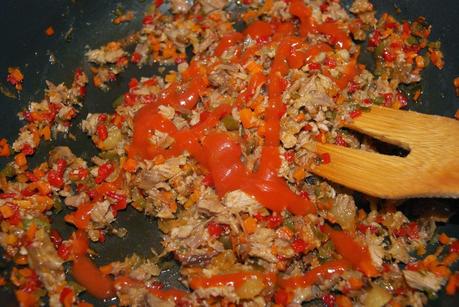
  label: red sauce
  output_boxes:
[203,133,314,215]
[279,259,351,289]
[244,21,275,42]
[129,34,316,215]
[214,32,244,57]
[149,288,186,302]
[334,56,359,89]
[316,21,352,49]
[289,0,316,36]
[190,272,277,289]
[323,225,379,277]
[71,256,115,299]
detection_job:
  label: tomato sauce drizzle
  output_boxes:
[128,1,360,216]
[71,256,115,299]
[279,259,351,289]
[323,225,379,277]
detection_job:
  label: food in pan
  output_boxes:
[0,1,457,306]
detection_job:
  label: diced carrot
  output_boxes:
[77,302,94,307]
[446,275,457,295]
[41,125,51,141]
[165,72,177,83]
[16,289,39,306]
[123,158,138,173]
[0,138,10,157]
[294,113,305,122]
[442,253,459,266]
[430,50,444,69]
[415,55,425,68]
[15,255,28,265]
[26,223,37,241]
[6,234,17,245]
[439,233,450,245]
[431,265,451,278]
[93,75,103,88]
[293,167,306,181]
[14,153,27,167]
[246,61,263,75]
[336,295,353,307]
[239,108,254,128]
[0,205,14,218]
[45,26,55,36]
[243,217,257,234]
[0,277,6,286]
[348,277,363,290]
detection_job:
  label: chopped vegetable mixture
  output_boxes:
[0,1,457,306]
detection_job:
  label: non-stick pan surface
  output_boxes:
[0,1,458,306]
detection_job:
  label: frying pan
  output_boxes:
[0,0,458,306]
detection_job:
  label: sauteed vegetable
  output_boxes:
[0,1,457,306]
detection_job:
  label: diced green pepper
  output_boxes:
[222,115,239,131]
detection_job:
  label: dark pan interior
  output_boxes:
[0,1,458,306]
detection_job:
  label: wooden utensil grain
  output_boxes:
[309,106,459,199]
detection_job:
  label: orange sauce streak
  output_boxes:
[71,256,115,299]
[323,225,379,277]
[279,259,351,289]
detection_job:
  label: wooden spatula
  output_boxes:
[309,106,459,199]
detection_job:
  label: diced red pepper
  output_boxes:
[274,289,289,305]
[57,243,71,260]
[350,109,362,119]
[131,52,142,64]
[106,191,127,213]
[154,0,164,7]
[394,222,419,239]
[207,222,226,237]
[396,91,408,108]
[124,93,137,106]
[335,135,348,147]
[59,287,73,305]
[383,49,396,62]
[56,159,67,175]
[283,151,295,163]
[50,229,63,249]
[368,31,381,47]
[322,294,336,307]
[383,93,393,106]
[143,15,154,25]
[21,144,34,156]
[98,114,108,122]
[48,170,64,188]
[320,152,331,164]
[96,124,108,141]
[308,62,321,70]
[0,193,16,199]
[95,163,114,184]
[291,238,307,253]
[450,240,459,253]
[323,57,336,68]
[319,2,329,12]
[128,78,139,89]
[25,172,38,182]
[385,22,398,29]
[348,81,359,94]
[358,223,378,234]
[267,214,283,229]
